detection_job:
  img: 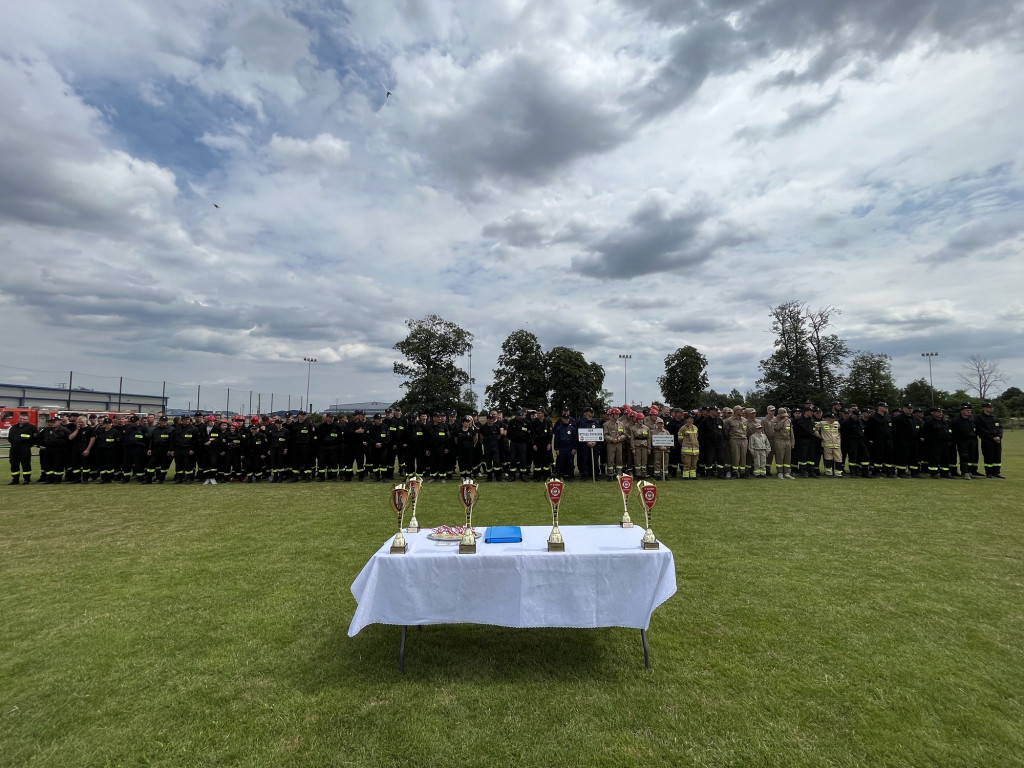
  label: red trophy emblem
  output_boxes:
[546,479,565,552]
[618,473,634,528]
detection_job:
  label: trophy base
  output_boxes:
[407,525,420,534]
[641,540,660,550]
[459,541,477,554]
[547,541,565,552]
[620,521,634,528]
[390,542,408,554]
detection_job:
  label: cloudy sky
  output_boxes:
[2,0,1023,410]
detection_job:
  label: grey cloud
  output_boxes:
[920,217,1024,265]
[571,195,747,279]
[422,55,628,186]
[663,316,739,335]
[733,91,842,143]
[481,210,550,247]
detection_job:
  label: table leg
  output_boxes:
[399,626,407,673]
[640,629,650,669]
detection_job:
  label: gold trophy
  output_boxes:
[617,474,634,528]
[546,478,565,552]
[389,483,410,554]
[637,480,660,550]
[406,475,422,533]
[458,479,479,554]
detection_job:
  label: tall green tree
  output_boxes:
[546,346,608,415]
[842,352,900,406]
[485,330,549,412]
[757,301,849,406]
[658,345,709,409]
[393,314,473,414]
[901,377,949,408]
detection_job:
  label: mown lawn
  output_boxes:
[1,434,1022,767]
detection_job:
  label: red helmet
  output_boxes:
[205,415,215,422]
[608,407,620,415]
[649,405,659,413]
[250,416,260,424]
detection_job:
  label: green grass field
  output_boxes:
[2,436,1022,768]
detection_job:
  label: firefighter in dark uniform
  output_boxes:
[346,410,369,480]
[864,402,894,477]
[891,403,919,478]
[505,409,532,482]
[316,412,342,481]
[7,415,39,487]
[529,408,551,481]
[365,413,391,482]
[975,402,1005,478]
[37,416,70,483]
[287,411,315,482]
[147,415,175,483]
[405,411,430,479]
[574,406,601,480]
[949,403,979,479]
[665,408,684,479]
[118,415,147,484]
[94,417,122,483]
[453,414,479,480]
[68,416,97,483]
[244,422,270,482]
[426,412,450,483]
[382,408,400,479]
[172,415,199,483]
[701,406,727,478]
[445,411,459,477]
[477,412,503,481]
[267,417,290,482]
[792,406,817,477]
[222,422,245,481]
[552,410,576,480]
[920,406,952,477]
[840,408,867,476]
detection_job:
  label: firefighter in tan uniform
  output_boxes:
[772,408,795,478]
[722,404,749,478]
[603,407,627,479]
[815,412,843,476]
[629,413,651,478]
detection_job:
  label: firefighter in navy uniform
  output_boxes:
[147,415,175,483]
[171,415,199,483]
[425,412,450,483]
[222,422,245,481]
[287,411,315,482]
[949,403,980,479]
[976,402,1005,478]
[531,408,553,481]
[244,422,270,482]
[37,416,70,484]
[405,412,430,479]
[68,416,97,484]
[891,403,919,478]
[920,406,953,477]
[94,417,122,483]
[347,410,369,480]
[365,413,391,482]
[267,417,290,483]
[7,413,39,485]
[477,413,503,481]
[864,402,894,477]
[316,412,342,481]
[453,415,479,480]
[120,415,149,484]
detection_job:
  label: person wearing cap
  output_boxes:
[664,408,685,479]
[839,408,866,477]
[628,411,651,479]
[791,406,817,478]
[747,421,771,478]
[314,413,340,481]
[552,409,577,480]
[891,403,919,478]
[761,405,777,474]
[386,407,407,479]
[814,412,843,477]
[531,408,553,481]
[722,404,749,479]
[771,408,795,479]
[920,406,953,478]
[170,415,198,483]
[575,406,601,481]
[242,420,269,482]
[864,402,894,478]
[287,411,315,482]
[650,417,671,480]
[975,402,1005,478]
[146,415,174,484]
[423,411,449,483]
[118,415,147,484]
[700,405,727,479]
[949,403,980,479]
[477,412,503,481]
[36,416,69,484]
[67,416,97,484]
[603,407,627,479]
[452,414,478,481]
[91,416,121,484]
[266,417,290,482]
[363,413,389,482]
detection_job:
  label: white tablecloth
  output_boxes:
[348,525,677,636]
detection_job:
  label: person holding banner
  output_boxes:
[650,418,671,480]
[576,406,601,480]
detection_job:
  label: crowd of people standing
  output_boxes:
[5,398,1007,486]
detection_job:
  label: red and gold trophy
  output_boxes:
[389,483,410,554]
[546,478,565,552]
[636,480,659,550]
[406,475,422,533]
[458,479,479,554]
[617,474,634,528]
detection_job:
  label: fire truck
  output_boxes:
[0,407,58,440]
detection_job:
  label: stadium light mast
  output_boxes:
[304,357,317,412]
[921,352,938,406]
[618,354,632,405]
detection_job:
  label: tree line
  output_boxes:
[391,308,1020,417]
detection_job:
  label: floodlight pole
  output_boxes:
[304,357,317,413]
[921,352,938,406]
[619,354,632,406]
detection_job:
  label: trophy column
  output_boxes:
[406,475,422,533]
[389,484,410,554]
[546,478,565,552]
[636,480,660,550]
[617,473,634,528]
[458,479,479,554]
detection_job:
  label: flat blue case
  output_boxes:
[484,526,523,543]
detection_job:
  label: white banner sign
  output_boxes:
[651,434,675,447]
[577,428,604,443]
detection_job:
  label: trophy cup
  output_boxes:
[389,483,410,554]
[406,475,422,533]
[458,479,479,554]
[546,478,565,552]
[617,474,634,528]
[636,480,660,550]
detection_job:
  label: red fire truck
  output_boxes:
[0,407,58,440]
